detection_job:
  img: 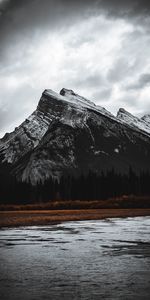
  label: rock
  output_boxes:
[0,88,150,185]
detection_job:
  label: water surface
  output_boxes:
[0,217,150,299]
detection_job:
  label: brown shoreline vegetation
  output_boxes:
[1,195,150,210]
[0,208,150,228]
[0,196,150,228]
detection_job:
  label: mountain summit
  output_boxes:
[0,88,150,185]
[117,108,150,134]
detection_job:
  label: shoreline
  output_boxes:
[0,208,150,228]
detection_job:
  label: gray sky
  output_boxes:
[0,0,150,137]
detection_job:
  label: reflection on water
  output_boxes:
[0,217,150,300]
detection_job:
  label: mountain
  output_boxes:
[141,114,150,126]
[0,88,150,185]
[117,108,150,135]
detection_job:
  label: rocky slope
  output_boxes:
[0,88,150,185]
[141,114,150,126]
[117,108,150,135]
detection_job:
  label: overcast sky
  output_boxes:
[0,0,150,137]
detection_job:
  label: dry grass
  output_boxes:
[0,208,150,228]
[0,195,150,228]
[0,195,150,211]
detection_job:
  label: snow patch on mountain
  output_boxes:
[114,148,119,154]
[45,88,115,119]
[117,108,150,135]
[0,110,51,163]
[141,114,150,126]
[94,150,109,156]
[1,87,150,184]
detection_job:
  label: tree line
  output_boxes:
[0,165,150,204]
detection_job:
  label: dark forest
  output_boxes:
[1,166,150,205]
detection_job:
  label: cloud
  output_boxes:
[68,72,104,90]
[1,1,150,136]
[126,73,150,90]
[107,57,135,83]
[0,83,38,136]
[0,0,97,67]
[97,0,150,18]
[92,87,113,102]
[0,0,149,58]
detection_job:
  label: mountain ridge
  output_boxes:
[0,88,150,185]
[117,107,150,135]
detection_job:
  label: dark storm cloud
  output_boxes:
[0,0,97,60]
[0,0,150,42]
[98,0,150,18]
[0,0,96,35]
[0,0,150,60]
[1,0,150,136]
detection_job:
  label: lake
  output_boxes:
[0,217,150,299]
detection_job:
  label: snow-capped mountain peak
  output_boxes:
[141,114,150,126]
[43,88,114,119]
[1,88,150,185]
[117,108,134,119]
[60,88,96,107]
[117,108,150,134]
